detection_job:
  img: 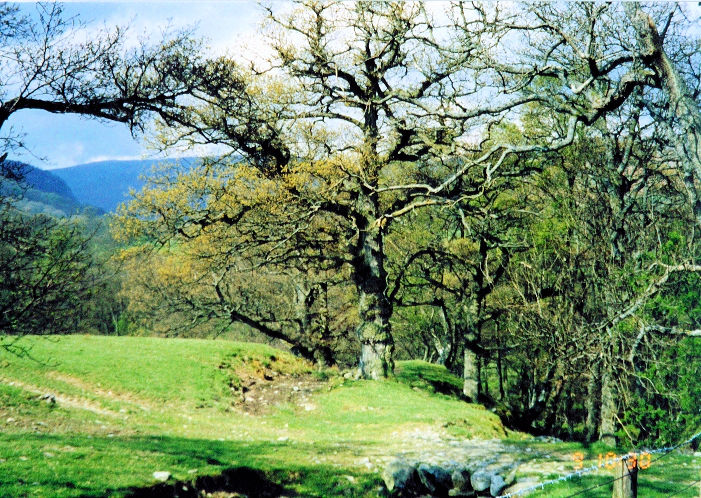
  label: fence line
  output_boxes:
[496,429,701,498]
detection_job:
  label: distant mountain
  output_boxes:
[0,160,91,217]
[52,158,199,212]
[3,160,77,201]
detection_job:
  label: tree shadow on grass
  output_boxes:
[124,466,295,497]
[0,433,383,497]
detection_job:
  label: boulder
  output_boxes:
[383,459,420,496]
[504,468,517,487]
[417,463,452,495]
[490,474,506,497]
[451,468,472,492]
[470,469,494,493]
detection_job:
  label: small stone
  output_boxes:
[152,471,171,482]
[39,393,56,405]
[6,417,15,423]
[18,456,28,461]
[470,469,494,493]
[187,469,198,474]
[277,436,289,442]
[43,452,54,458]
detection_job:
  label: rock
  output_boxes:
[152,471,171,482]
[342,369,361,380]
[39,393,56,405]
[501,478,538,497]
[490,474,506,497]
[451,468,472,492]
[417,463,452,495]
[533,435,562,443]
[504,468,517,486]
[470,469,494,493]
[382,459,420,496]
[449,489,476,497]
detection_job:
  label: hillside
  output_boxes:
[52,158,199,212]
[0,336,697,497]
[0,160,90,216]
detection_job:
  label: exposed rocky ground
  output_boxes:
[379,429,556,497]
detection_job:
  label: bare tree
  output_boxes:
[0,3,213,155]
[120,1,597,379]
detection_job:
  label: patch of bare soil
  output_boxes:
[231,372,326,415]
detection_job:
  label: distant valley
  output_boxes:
[1,157,198,216]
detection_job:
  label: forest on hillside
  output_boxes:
[1,1,700,450]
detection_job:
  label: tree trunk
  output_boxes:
[292,280,335,367]
[463,339,479,401]
[599,368,618,445]
[497,347,505,401]
[585,362,602,443]
[353,199,394,379]
[435,305,453,366]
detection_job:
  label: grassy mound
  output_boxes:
[0,335,505,497]
[395,360,464,398]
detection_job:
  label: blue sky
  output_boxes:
[7,2,261,170]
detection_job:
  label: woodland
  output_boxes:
[1,1,700,451]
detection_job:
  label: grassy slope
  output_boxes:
[0,335,698,497]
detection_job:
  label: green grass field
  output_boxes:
[0,335,698,497]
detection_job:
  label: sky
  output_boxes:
[7,2,262,170]
[5,1,701,171]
